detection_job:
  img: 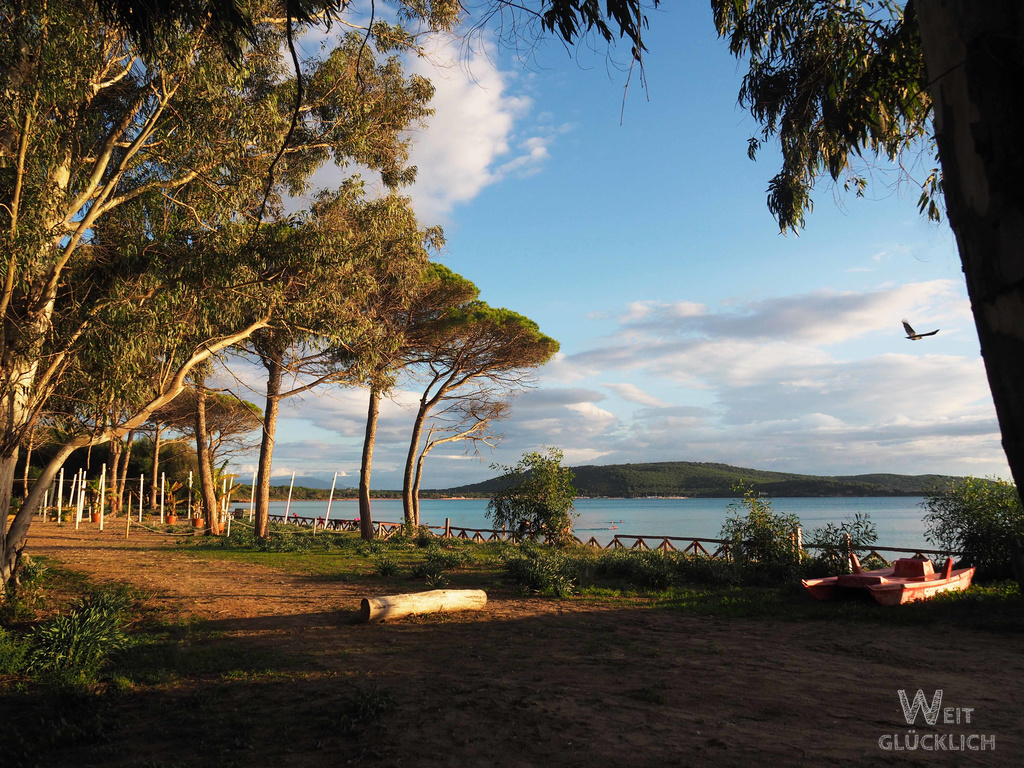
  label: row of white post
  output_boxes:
[42,466,342,534]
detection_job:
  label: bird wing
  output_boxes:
[902,320,916,336]
[919,329,939,337]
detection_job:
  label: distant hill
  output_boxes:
[443,461,967,498]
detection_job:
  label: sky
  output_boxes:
[224,4,1010,490]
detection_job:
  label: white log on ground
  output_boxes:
[359,589,487,623]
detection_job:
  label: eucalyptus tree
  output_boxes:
[0,1,434,583]
[712,0,1024,493]
[401,304,559,526]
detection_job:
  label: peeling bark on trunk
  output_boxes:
[918,1,1024,494]
[194,387,220,535]
[358,387,380,541]
[254,353,283,539]
[21,428,34,501]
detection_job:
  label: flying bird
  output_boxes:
[902,319,939,340]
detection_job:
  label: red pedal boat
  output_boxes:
[802,554,975,606]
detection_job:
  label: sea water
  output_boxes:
[265,496,935,549]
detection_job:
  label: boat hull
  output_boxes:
[802,557,975,606]
[866,568,975,606]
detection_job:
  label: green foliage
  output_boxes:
[499,543,583,597]
[595,549,674,590]
[28,590,131,688]
[924,478,1024,579]
[720,485,801,573]
[0,626,30,674]
[424,545,471,571]
[712,0,935,232]
[453,460,966,498]
[372,554,400,577]
[808,512,879,574]
[487,447,578,546]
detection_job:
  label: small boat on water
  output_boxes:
[802,554,975,606]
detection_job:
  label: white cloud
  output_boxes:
[602,382,670,408]
[401,37,557,222]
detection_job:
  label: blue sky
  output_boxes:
[225,4,1009,489]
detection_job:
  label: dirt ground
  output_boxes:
[14,520,1023,767]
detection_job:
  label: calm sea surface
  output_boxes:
[266,496,934,549]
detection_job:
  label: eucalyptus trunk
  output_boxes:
[149,424,163,511]
[108,436,123,516]
[194,387,220,535]
[254,352,284,539]
[21,427,34,501]
[116,431,136,518]
[917,1,1024,494]
[358,387,381,541]
[401,399,430,528]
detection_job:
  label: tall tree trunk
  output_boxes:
[21,427,34,501]
[108,435,123,517]
[0,449,21,585]
[402,399,430,528]
[411,443,434,525]
[194,386,220,535]
[149,424,163,511]
[2,441,79,586]
[254,352,283,539]
[116,430,136,518]
[358,386,380,541]
[917,1,1024,494]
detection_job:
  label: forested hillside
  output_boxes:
[445,461,966,498]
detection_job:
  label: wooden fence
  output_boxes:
[265,512,958,564]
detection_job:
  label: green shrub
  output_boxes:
[358,540,389,557]
[0,627,30,675]
[487,448,578,546]
[500,544,580,597]
[924,478,1024,579]
[673,554,741,587]
[720,485,801,572]
[808,512,878,574]
[594,549,673,589]
[372,554,399,577]
[425,545,471,571]
[28,590,130,687]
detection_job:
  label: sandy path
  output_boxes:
[24,520,1023,767]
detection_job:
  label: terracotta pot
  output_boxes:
[91,513,101,523]
[191,518,205,528]
[166,515,178,525]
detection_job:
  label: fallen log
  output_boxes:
[359,588,487,623]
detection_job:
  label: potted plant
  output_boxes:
[165,479,184,525]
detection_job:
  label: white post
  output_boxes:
[160,471,165,524]
[220,478,227,530]
[284,471,295,523]
[324,472,338,532]
[139,474,144,522]
[188,471,193,519]
[224,483,232,537]
[249,470,256,522]
[72,471,80,529]
[57,467,64,523]
[99,464,107,531]
[75,470,86,529]
[42,489,48,522]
